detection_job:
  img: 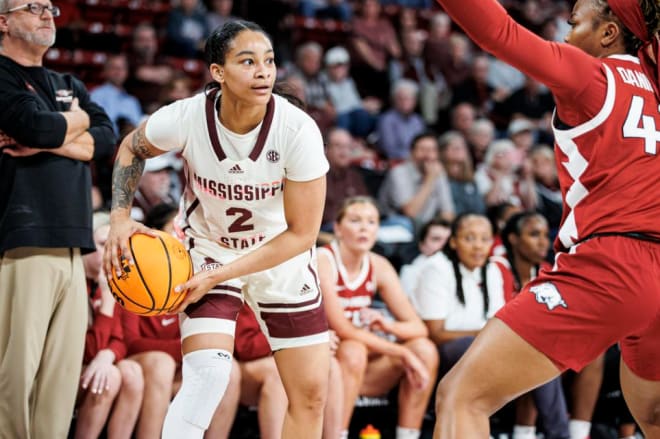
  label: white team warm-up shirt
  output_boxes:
[412,252,505,331]
[145,91,329,254]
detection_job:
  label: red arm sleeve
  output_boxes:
[106,306,127,362]
[84,302,126,364]
[435,0,607,125]
[84,313,112,364]
[120,310,182,363]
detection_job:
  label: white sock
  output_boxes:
[513,425,537,439]
[162,349,233,439]
[569,420,591,439]
[340,430,349,439]
[396,426,420,439]
[619,436,636,439]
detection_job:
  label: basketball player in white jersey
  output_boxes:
[104,20,331,439]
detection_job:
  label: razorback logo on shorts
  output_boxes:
[529,282,567,311]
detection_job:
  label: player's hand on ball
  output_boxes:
[170,269,221,314]
[104,214,158,279]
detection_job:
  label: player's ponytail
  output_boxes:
[273,82,307,111]
[603,0,660,98]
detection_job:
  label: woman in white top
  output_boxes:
[399,217,451,296]
[104,20,330,439]
[412,213,505,374]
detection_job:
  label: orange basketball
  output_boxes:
[108,231,193,316]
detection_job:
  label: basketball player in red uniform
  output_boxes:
[318,196,438,439]
[431,0,660,437]
[492,212,570,439]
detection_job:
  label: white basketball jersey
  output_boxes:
[145,90,329,254]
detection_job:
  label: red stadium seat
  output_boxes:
[167,57,205,79]
[285,15,352,50]
[120,0,171,28]
[80,0,117,23]
[72,49,109,67]
[54,2,81,27]
[44,48,73,67]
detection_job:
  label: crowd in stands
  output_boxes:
[40,0,641,438]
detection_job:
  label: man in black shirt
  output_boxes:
[0,1,116,437]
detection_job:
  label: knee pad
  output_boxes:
[178,349,233,429]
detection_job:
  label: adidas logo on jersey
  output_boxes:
[299,283,313,295]
[228,164,243,174]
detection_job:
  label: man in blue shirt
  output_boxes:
[91,54,144,136]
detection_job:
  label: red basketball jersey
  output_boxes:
[318,241,377,328]
[431,0,660,250]
[234,305,271,362]
[553,56,660,249]
[491,255,550,303]
[119,309,182,363]
[84,281,126,364]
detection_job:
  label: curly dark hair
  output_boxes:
[594,0,660,53]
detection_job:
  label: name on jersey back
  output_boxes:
[616,67,653,92]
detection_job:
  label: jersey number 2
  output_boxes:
[227,207,254,232]
[623,95,659,155]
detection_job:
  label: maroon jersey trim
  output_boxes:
[249,97,275,161]
[257,289,321,309]
[185,198,199,218]
[184,293,243,320]
[211,284,242,294]
[204,89,275,163]
[260,305,328,338]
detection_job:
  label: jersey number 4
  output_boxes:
[623,95,659,155]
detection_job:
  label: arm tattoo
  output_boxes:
[111,126,153,211]
[111,155,145,210]
[131,126,157,159]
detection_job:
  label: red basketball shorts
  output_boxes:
[496,235,660,380]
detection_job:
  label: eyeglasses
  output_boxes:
[3,3,61,17]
